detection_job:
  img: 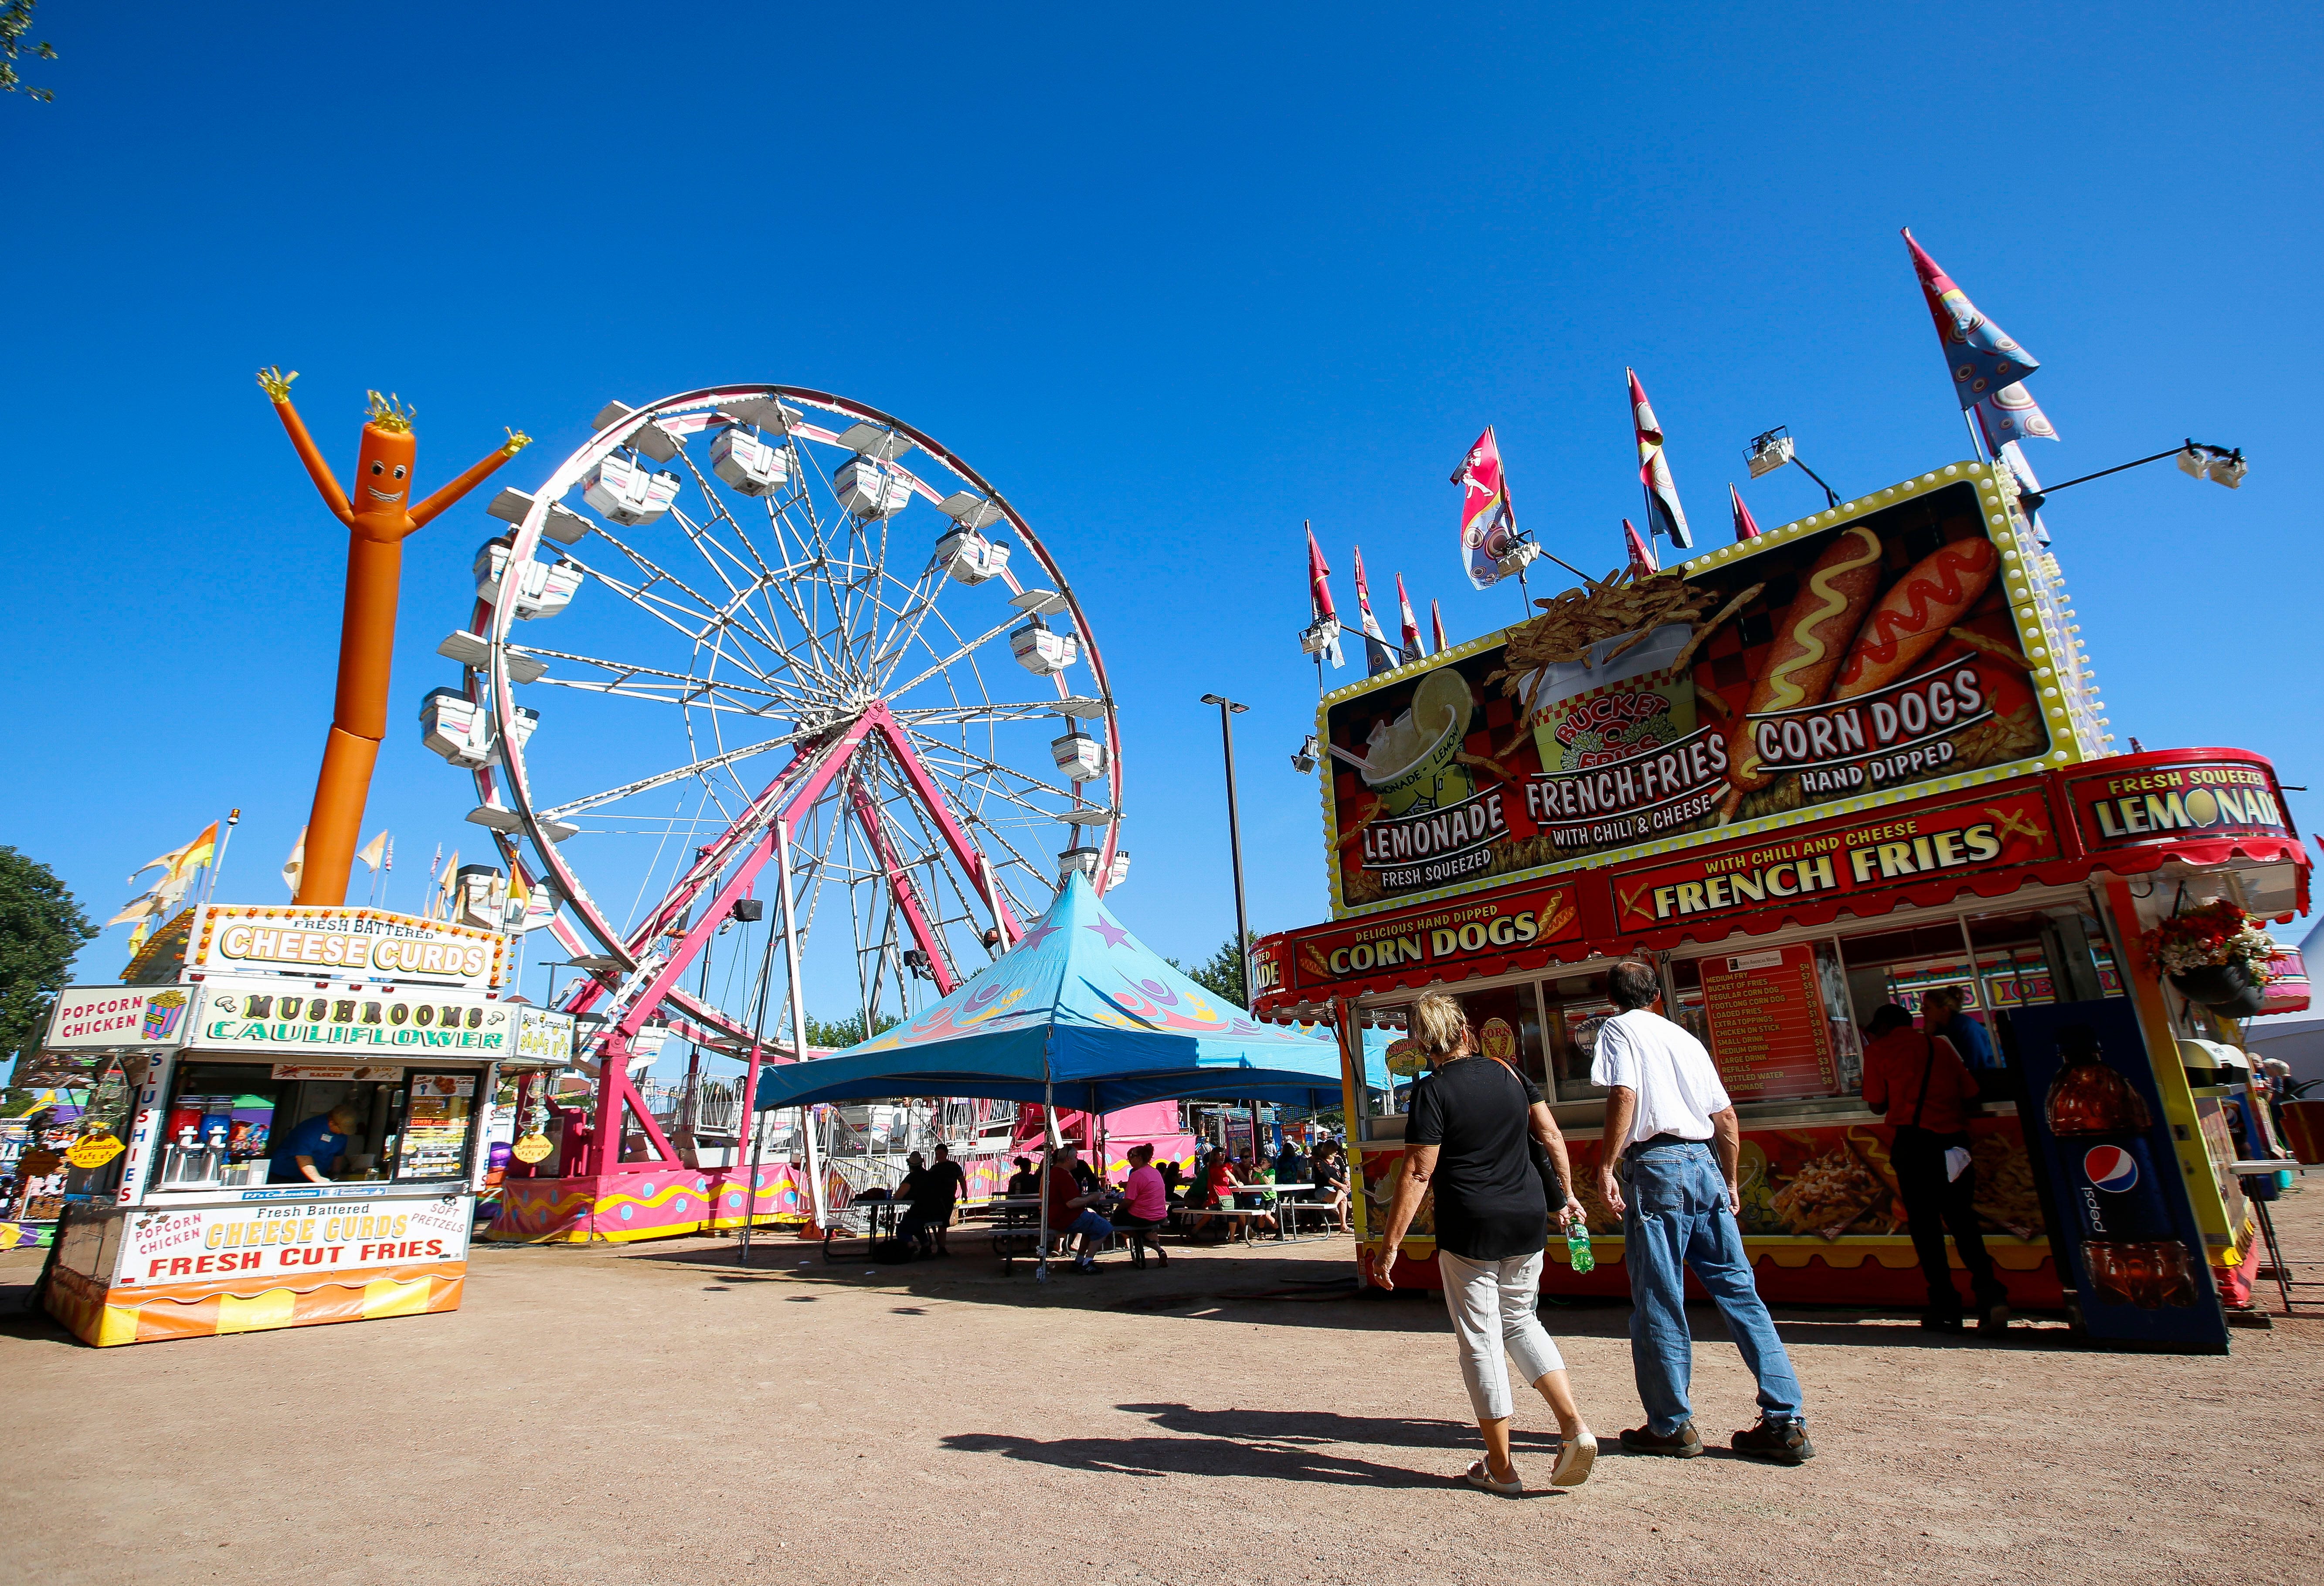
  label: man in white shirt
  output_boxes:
[1591,959,1812,1465]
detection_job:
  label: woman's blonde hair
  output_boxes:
[1409,994,1472,1063]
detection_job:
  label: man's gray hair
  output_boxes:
[1606,959,1662,1011]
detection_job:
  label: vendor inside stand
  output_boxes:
[151,1060,481,1191]
[270,1101,365,1185]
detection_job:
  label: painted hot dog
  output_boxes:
[1723,524,1884,795]
[1828,537,1998,700]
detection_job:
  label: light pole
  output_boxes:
[1199,694,1253,1007]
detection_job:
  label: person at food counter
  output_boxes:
[1921,987,1997,1073]
[268,1103,364,1184]
[1862,1003,2008,1335]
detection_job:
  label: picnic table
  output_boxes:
[820,1197,918,1263]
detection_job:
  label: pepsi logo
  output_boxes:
[2083,1145,2139,1193]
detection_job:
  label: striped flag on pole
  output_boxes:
[1430,599,1447,656]
[1902,228,2058,449]
[1629,370,1693,551]
[1351,545,1396,675]
[1394,573,1423,663]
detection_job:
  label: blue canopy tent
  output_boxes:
[753,874,1385,1276]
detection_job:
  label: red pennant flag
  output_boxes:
[1430,599,1447,655]
[1394,573,1423,662]
[1453,426,1518,589]
[1305,522,1338,622]
[1302,521,1344,668]
[1623,518,1658,574]
[1728,483,1761,541]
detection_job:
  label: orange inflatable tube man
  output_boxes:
[259,368,530,906]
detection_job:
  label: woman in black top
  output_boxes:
[1377,994,1597,1494]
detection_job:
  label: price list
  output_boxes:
[1699,945,1837,1101]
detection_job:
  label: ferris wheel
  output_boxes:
[420,384,1123,1060]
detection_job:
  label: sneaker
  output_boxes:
[1731,1415,1815,1465]
[1619,1423,1703,1458]
[1977,1299,2010,1336]
[1919,1310,1964,1333]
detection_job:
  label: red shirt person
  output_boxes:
[1859,1001,2009,1333]
[1861,1019,1978,1134]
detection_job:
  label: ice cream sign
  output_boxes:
[192,903,507,990]
[44,986,192,1050]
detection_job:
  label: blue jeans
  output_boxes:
[1057,1209,1113,1249]
[1622,1141,1803,1435]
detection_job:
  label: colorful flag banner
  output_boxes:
[1394,573,1423,663]
[1902,228,2057,447]
[1351,545,1396,675]
[1304,522,1344,667]
[1452,426,1518,589]
[1430,599,1447,656]
[1623,518,1658,574]
[281,827,307,897]
[432,850,460,922]
[126,821,219,913]
[1629,370,1693,550]
[105,892,164,929]
[1729,482,1761,542]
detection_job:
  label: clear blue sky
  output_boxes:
[6,3,2318,1072]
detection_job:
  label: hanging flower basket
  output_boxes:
[2168,962,2267,1017]
[2141,899,2276,1013]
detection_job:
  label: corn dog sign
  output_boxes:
[1320,462,2087,918]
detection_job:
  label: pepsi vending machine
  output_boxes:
[2006,1000,2229,1352]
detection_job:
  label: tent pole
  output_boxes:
[737,896,780,1264]
[1037,1077,1054,1284]
[776,817,826,1230]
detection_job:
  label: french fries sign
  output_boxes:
[1319,464,2083,918]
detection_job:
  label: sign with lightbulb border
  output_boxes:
[1315,460,2104,920]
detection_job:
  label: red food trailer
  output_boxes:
[1252,459,2301,1339]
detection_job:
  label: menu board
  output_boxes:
[395,1073,476,1180]
[1698,945,1837,1101]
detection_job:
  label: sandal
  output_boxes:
[1549,1431,1597,1488]
[1461,1460,1523,1497]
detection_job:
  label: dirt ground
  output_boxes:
[5,1188,2321,1586]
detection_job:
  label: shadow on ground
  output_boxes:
[941,1402,1578,1492]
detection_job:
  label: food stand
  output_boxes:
[37,905,513,1347]
[1252,460,2304,1345]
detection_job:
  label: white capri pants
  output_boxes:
[1437,1246,1564,1421]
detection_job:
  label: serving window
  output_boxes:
[148,1061,483,1192]
[1835,901,2124,1068]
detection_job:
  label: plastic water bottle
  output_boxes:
[1564,1212,1594,1275]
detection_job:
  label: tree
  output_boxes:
[1,2,55,102]
[803,1010,900,1050]
[1,845,96,1074]
[1176,933,1256,1007]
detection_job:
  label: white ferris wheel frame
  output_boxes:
[456,384,1123,1070]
